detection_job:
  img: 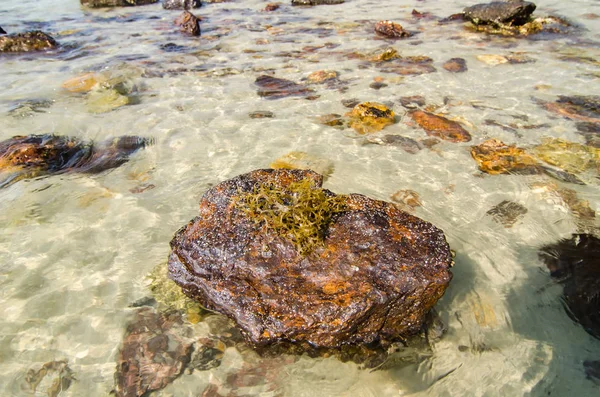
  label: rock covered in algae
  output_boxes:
[539,234,600,339]
[470,138,539,175]
[0,31,57,52]
[0,134,149,188]
[346,102,395,134]
[374,20,412,38]
[255,75,315,100]
[532,137,600,175]
[410,110,472,142]
[463,1,536,27]
[114,307,193,397]
[168,169,453,349]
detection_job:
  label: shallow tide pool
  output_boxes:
[1,0,600,396]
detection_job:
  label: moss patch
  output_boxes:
[236,177,347,254]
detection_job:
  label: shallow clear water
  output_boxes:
[1,0,600,396]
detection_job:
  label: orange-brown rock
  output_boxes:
[0,134,149,188]
[443,57,468,73]
[168,169,452,349]
[470,139,540,175]
[175,10,201,36]
[375,20,412,38]
[410,110,472,142]
[540,95,600,123]
[346,102,395,134]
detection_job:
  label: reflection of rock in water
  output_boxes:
[0,134,150,188]
[539,234,600,339]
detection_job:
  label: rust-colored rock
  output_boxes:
[375,20,412,38]
[443,58,468,73]
[539,234,600,339]
[540,95,600,123]
[255,75,315,99]
[0,134,149,188]
[470,139,539,175]
[346,102,395,134]
[114,308,193,397]
[264,3,280,11]
[168,169,452,349]
[0,31,57,52]
[175,10,201,36]
[410,110,472,142]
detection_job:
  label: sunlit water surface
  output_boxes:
[1,0,600,396]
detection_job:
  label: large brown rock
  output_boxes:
[410,110,472,142]
[168,169,452,349]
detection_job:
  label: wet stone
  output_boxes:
[463,1,537,27]
[0,134,149,188]
[81,0,159,6]
[539,234,600,339]
[486,200,528,228]
[410,110,472,142]
[255,75,315,99]
[380,56,437,76]
[168,169,453,350]
[443,57,468,73]
[306,70,338,84]
[0,26,6,34]
[341,98,360,108]
[470,139,540,175]
[248,110,275,119]
[541,95,600,123]
[584,360,600,383]
[375,21,413,38]
[190,338,226,371]
[346,102,395,134]
[399,95,426,109]
[0,30,57,52]
[576,122,600,148]
[368,135,422,154]
[163,0,202,9]
[291,0,345,5]
[175,10,201,36]
[532,137,600,175]
[8,99,53,118]
[390,189,422,213]
[270,151,334,179]
[318,113,345,127]
[114,307,193,397]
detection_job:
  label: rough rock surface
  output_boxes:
[0,31,57,52]
[410,110,472,142]
[470,139,539,174]
[346,102,395,134]
[539,234,600,339]
[0,134,149,187]
[175,10,201,36]
[463,1,536,26]
[114,308,193,397]
[375,21,412,38]
[255,75,315,99]
[168,169,453,349]
[163,0,202,9]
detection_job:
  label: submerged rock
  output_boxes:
[584,360,600,383]
[375,20,413,38]
[81,0,158,7]
[0,26,6,34]
[443,58,468,73]
[410,110,472,142]
[540,95,600,123]
[168,169,452,350]
[463,1,536,27]
[264,3,280,11]
[255,75,315,99]
[532,137,599,175]
[539,234,600,338]
[0,31,57,52]
[0,134,149,188]
[291,0,344,5]
[486,200,528,228]
[270,151,334,179]
[470,139,539,175]
[379,56,437,76]
[175,10,201,36]
[114,307,193,397]
[346,102,395,134]
[390,189,422,213]
[163,0,202,9]
[23,360,75,397]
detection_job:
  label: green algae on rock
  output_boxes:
[346,102,395,134]
[168,169,453,350]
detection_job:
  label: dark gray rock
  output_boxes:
[0,26,6,34]
[163,0,201,9]
[464,1,536,26]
